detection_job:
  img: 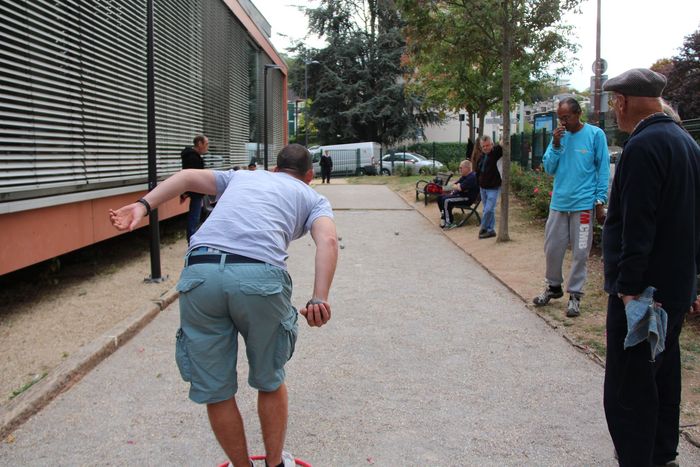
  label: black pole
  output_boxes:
[263,64,281,171]
[146,0,162,281]
[304,65,309,147]
[264,66,269,170]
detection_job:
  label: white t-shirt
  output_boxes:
[188,170,333,269]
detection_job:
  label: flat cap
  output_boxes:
[603,68,666,97]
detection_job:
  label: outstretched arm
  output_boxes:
[109,169,217,231]
[300,216,339,327]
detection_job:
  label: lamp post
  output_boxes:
[264,64,282,171]
[304,60,320,147]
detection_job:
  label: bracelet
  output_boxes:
[137,198,152,216]
[306,298,325,307]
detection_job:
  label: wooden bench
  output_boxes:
[415,171,453,205]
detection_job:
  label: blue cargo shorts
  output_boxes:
[175,249,298,404]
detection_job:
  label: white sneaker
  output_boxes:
[281,451,296,467]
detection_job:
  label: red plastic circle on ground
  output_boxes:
[218,456,312,467]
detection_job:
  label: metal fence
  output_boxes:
[509,117,700,171]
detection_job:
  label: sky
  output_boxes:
[253,0,699,92]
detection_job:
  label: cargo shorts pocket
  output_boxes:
[175,328,192,382]
[240,280,283,296]
[176,277,205,294]
[274,312,299,369]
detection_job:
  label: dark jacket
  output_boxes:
[603,114,700,308]
[320,154,333,169]
[181,146,204,196]
[181,146,204,170]
[455,172,479,202]
[473,145,503,189]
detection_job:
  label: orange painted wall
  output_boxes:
[0,194,187,276]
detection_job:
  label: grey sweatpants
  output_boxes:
[543,209,594,295]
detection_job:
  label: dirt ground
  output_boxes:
[0,216,190,408]
[1,177,699,441]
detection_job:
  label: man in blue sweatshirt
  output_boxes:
[532,98,609,317]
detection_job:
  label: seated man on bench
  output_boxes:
[438,159,479,230]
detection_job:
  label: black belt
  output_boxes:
[187,253,263,266]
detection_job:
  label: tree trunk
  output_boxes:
[498,0,512,242]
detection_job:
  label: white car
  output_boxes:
[380,152,444,175]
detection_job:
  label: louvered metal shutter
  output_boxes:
[0,0,148,202]
[153,0,204,175]
[1,0,277,207]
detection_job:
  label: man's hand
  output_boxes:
[553,125,565,148]
[690,296,700,316]
[300,300,331,327]
[595,204,606,224]
[109,203,147,232]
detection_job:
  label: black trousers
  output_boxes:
[437,193,472,224]
[321,167,331,183]
[603,295,685,466]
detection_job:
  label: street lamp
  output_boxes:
[264,64,282,171]
[304,60,320,147]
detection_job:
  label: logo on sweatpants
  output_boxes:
[578,212,590,249]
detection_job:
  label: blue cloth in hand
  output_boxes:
[623,286,668,361]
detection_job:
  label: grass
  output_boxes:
[10,372,47,400]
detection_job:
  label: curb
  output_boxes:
[0,286,180,440]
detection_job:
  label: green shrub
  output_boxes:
[400,142,470,164]
[395,164,415,177]
[510,164,553,220]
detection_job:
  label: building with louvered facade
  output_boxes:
[0,0,288,275]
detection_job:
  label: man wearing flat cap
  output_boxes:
[602,67,700,466]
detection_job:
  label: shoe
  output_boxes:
[566,294,582,317]
[443,222,458,230]
[282,451,296,467]
[654,461,679,467]
[533,286,564,306]
[479,230,496,239]
[439,218,446,228]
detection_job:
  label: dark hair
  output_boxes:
[559,97,582,114]
[276,144,312,176]
[193,135,208,146]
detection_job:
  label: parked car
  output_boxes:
[380,152,444,175]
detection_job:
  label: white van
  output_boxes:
[310,142,381,177]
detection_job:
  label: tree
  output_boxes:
[399,0,580,241]
[289,0,440,147]
[657,29,700,119]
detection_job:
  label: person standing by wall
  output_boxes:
[181,135,209,244]
[110,144,338,467]
[532,98,609,318]
[319,150,333,184]
[602,68,700,467]
[472,136,502,239]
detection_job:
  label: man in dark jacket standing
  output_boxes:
[181,135,209,243]
[602,68,700,467]
[319,150,333,183]
[472,135,502,239]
